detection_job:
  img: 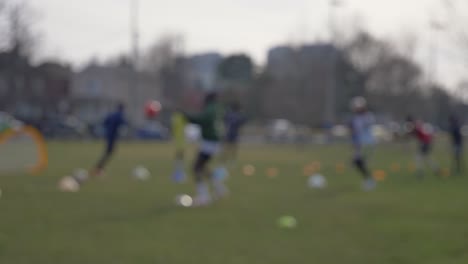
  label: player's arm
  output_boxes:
[184,108,212,125]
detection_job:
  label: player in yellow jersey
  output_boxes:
[171,111,187,183]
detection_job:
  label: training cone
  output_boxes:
[373,170,387,182]
[335,163,345,174]
[243,165,256,176]
[390,163,401,173]
[267,167,279,178]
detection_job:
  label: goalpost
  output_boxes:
[0,126,48,174]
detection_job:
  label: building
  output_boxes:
[187,52,222,91]
[264,44,340,125]
[71,63,162,126]
[266,44,337,80]
[0,51,72,123]
[266,46,297,79]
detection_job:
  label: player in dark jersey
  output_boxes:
[406,116,439,178]
[449,114,464,175]
[222,102,247,164]
[92,103,127,177]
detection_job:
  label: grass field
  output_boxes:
[1,141,468,264]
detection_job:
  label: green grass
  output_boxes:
[1,141,468,264]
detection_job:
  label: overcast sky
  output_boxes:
[34,0,466,87]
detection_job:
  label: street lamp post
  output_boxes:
[428,20,445,85]
[324,0,343,125]
[130,0,140,124]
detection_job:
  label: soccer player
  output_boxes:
[183,92,226,206]
[449,114,464,175]
[92,103,126,177]
[349,97,376,191]
[222,101,247,165]
[171,110,187,182]
[405,115,439,178]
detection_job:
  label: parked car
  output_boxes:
[136,121,169,140]
[266,119,296,143]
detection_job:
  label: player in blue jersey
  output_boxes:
[349,97,376,191]
[92,103,127,176]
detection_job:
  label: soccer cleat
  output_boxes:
[90,168,105,178]
[192,195,212,207]
[212,180,230,200]
[193,183,212,207]
[171,169,186,183]
[362,178,376,191]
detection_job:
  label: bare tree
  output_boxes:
[442,0,468,63]
[139,33,187,105]
[140,33,185,74]
[0,0,40,59]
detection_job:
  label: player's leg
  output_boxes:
[423,143,440,176]
[415,143,428,179]
[172,149,186,183]
[192,151,213,205]
[353,156,370,178]
[230,141,239,164]
[352,145,375,190]
[453,143,463,175]
[211,145,230,199]
[352,145,370,178]
[93,138,115,176]
[171,112,187,182]
[221,141,236,167]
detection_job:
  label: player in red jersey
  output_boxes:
[406,116,440,178]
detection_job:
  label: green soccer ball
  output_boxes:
[277,215,297,229]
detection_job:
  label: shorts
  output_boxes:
[193,140,221,173]
[199,140,221,155]
[194,152,212,172]
[453,143,463,155]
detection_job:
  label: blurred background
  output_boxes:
[0,0,467,142]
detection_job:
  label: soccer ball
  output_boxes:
[175,194,193,207]
[277,215,297,229]
[144,100,162,118]
[308,174,327,189]
[58,176,80,192]
[132,166,151,181]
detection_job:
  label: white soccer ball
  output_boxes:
[175,194,193,207]
[308,174,327,189]
[58,176,80,192]
[132,166,151,181]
